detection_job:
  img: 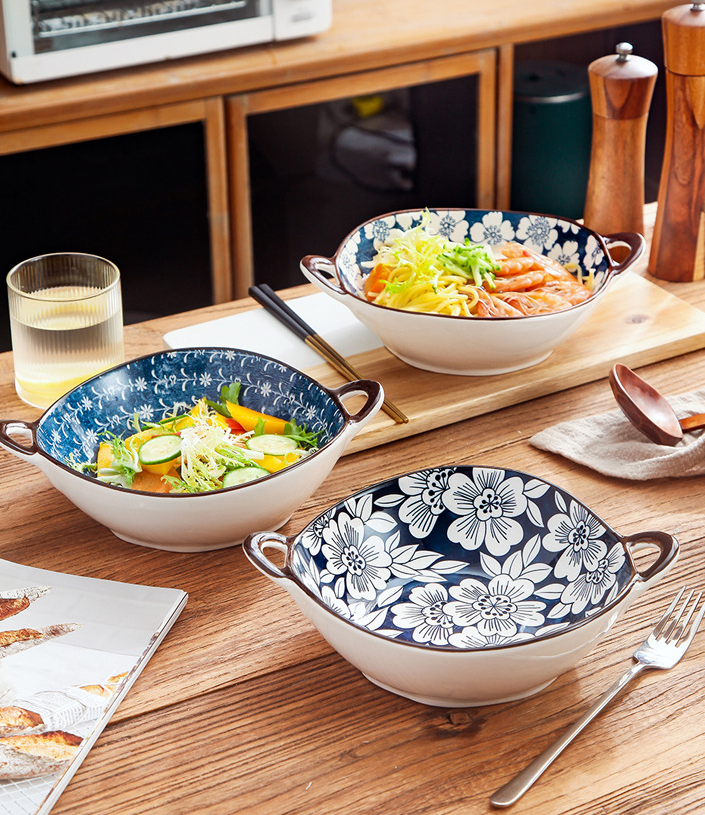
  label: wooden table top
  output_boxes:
[0,0,677,132]
[1,203,705,814]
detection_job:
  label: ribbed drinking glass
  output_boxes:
[7,253,124,409]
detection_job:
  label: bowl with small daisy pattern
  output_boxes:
[300,208,644,375]
[0,348,383,552]
[244,464,677,706]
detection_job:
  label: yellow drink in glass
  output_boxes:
[7,255,124,409]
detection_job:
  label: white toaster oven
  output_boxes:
[0,0,332,84]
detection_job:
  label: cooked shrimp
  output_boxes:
[490,271,546,292]
[497,242,526,259]
[538,278,592,305]
[518,245,577,281]
[497,290,573,315]
[475,290,524,317]
[497,242,592,301]
[498,256,539,276]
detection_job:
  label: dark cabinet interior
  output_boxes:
[249,73,479,291]
[0,124,213,351]
[0,19,666,352]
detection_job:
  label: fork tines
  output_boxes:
[656,587,705,646]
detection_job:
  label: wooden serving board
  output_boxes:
[301,272,705,454]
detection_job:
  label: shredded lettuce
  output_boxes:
[80,381,320,493]
[164,422,255,493]
[373,210,499,293]
[97,434,141,489]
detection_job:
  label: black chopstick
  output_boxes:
[248,284,408,424]
[249,283,313,345]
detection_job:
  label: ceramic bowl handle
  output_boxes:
[300,255,347,300]
[330,379,384,438]
[0,419,40,463]
[623,530,679,587]
[243,531,296,581]
[603,231,646,275]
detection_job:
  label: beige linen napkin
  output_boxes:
[530,389,705,480]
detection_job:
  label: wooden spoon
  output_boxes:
[609,363,705,446]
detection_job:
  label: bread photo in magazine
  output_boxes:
[0,560,187,815]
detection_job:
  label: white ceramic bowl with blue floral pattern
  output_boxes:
[244,465,677,706]
[300,209,644,375]
[0,348,383,552]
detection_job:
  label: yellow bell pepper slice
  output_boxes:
[257,452,299,473]
[170,414,195,431]
[166,401,230,431]
[142,458,181,476]
[224,401,288,435]
[97,441,114,471]
[124,428,159,455]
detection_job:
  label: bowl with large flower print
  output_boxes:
[300,208,644,375]
[244,465,678,707]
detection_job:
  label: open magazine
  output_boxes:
[0,559,187,815]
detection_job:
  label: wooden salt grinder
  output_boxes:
[583,43,657,235]
[649,2,705,281]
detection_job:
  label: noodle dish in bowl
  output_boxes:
[300,208,644,375]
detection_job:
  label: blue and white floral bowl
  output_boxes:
[300,208,644,375]
[0,348,383,552]
[244,465,677,706]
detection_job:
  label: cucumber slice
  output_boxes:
[222,466,269,487]
[246,434,298,456]
[137,434,181,465]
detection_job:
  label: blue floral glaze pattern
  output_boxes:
[336,209,609,296]
[291,466,634,650]
[37,348,345,465]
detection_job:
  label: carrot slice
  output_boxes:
[363,263,392,300]
[131,469,178,493]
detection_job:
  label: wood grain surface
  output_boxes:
[1,203,705,814]
[583,47,658,235]
[648,5,705,282]
[304,272,705,455]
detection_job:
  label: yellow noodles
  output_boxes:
[363,225,593,319]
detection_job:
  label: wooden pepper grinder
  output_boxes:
[649,2,705,281]
[583,42,658,236]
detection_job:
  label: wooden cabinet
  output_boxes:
[226,47,500,295]
[0,0,677,302]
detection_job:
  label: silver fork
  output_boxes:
[490,587,705,808]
